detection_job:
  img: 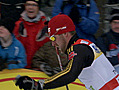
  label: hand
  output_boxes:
[15,75,43,90]
[0,26,11,38]
[69,5,81,23]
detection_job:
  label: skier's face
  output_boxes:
[25,1,39,19]
[51,34,67,53]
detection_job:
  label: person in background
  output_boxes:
[0,0,25,22]
[39,0,52,7]
[0,17,27,71]
[13,0,50,68]
[96,9,119,73]
[44,0,52,7]
[32,40,68,76]
[107,0,119,4]
[15,14,119,90]
[52,0,100,43]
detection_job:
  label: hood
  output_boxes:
[21,10,45,22]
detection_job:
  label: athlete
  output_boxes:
[15,14,119,90]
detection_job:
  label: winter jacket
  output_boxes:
[96,30,119,66]
[0,34,27,70]
[13,11,50,68]
[52,0,100,43]
[32,41,68,76]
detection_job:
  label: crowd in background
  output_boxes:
[0,0,119,76]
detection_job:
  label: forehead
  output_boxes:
[26,1,38,4]
[112,20,119,22]
[0,26,8,30]
[0,25,6,27]
[54,34,62,38]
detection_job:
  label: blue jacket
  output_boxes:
[0,34,27,69]
[52,0,100,43]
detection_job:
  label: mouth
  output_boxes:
[27,10,37,18]
[28,11,34,13]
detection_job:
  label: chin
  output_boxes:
[28,15,37,19]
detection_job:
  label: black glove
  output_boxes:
[0,64,7,71]
[0,58,7,71]
[61,0,75,12]
[69,5,81,23]
[15,75,43,90]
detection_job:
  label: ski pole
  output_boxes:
[54,44,69,90]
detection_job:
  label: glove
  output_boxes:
[0,64,7,71]
[15,75,43,90]
[0,58,8,71]
[61,0,75,11]
[69,5,81,23]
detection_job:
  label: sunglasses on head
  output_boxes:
[50,35,56,41]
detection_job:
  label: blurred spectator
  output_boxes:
[107,0,119,4]
[0,17,27,71]
[32,41,68,76]
[44,0,52,7]
[13,0,50,68]
[52,0,100,43]
[0,0,25,22]
[39,0,52,7]
[96,9,119,73]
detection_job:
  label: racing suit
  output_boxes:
[42,34,119,90]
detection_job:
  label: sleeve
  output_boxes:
[8,40,27,69]
[32,41,68,68]
[52,0,99,35]
[43,44,94,89]
[52,0,63,17]
[13,20,22,40]
[96,36,108,54]
[76,0,100,35]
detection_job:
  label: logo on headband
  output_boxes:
[56,26,66,31]
[48,26,67,36]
